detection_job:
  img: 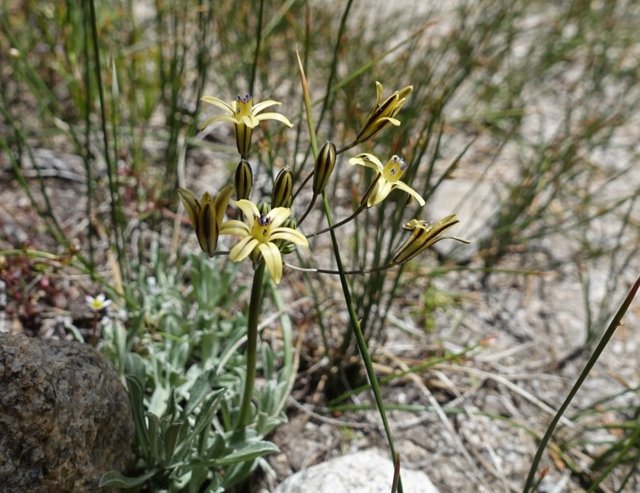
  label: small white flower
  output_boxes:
[86,294,112,312]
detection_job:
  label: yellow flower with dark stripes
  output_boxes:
[201,94,293,157]
[392,215,460,264]
[220,200,308,284]
[178,186,233,257]
[349,153,425,208]
[356,82,412,143]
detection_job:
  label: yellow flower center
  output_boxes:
[251,214,272,243]
[236,94,253,117]
[382,155,408,183]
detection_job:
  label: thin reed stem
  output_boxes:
[249,0,265,96]
[88,0,126,277]
[523,275,640,493]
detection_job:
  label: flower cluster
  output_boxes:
[179,80,462,285]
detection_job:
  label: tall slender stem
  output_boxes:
[237,261,266,429]
[321,192,403,493]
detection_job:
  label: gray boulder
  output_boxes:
[275,448,440,493]
[0,333,134,492]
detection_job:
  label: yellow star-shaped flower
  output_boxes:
[220,200,308,284]
[201,94,293,157]
[349,153,425,208]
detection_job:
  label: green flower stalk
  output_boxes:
[220,199,308,284]
[349,153,425,208]
[234,159,253,200]
[178,186,233,257]
[313,141,337,195]
[271,168,293,208]
[392,214,461,264]
[356,81,413,144]
[201,94,293,157]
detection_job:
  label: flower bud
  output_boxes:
[258,201,272,217]
[234,159,253,200]
[313,141,337,195]
[392,214,459,265]
[271,168,293,208]
[178,185,233,257]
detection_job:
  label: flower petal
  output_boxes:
[256,112,294,127]
[375,81,384,105]
[271,228,309,246]
[240,114,260,128]
[267,207,291,229]
[215,185,234,225]
[229,236,258,262]
[377,116,401,127]
[200,114,240,129]
[252,99,281,114]
[367,179,392,207]
[201,96,236,113]
[258,242,283,284]
[178,188,200,227]
[220,220,250,236]
[349,153,384,171]
[393,181,426,206]
[234,199,260,227]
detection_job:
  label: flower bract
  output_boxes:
[349,153,425,208]
[220,200,308,284]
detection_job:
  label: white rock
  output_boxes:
[275,449,439,493]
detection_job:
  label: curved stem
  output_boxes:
[236,260,266,429]
[336,141,357,155]
[306,204,366,239]
[296,193,317,225]
[285,261,395,276]
[292,170,314,202]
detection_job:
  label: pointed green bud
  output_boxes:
[271,168,293,208]
[197,192,218,257]
[313,141,337,195]
[234,159,253,200]
[258,201,272,217]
